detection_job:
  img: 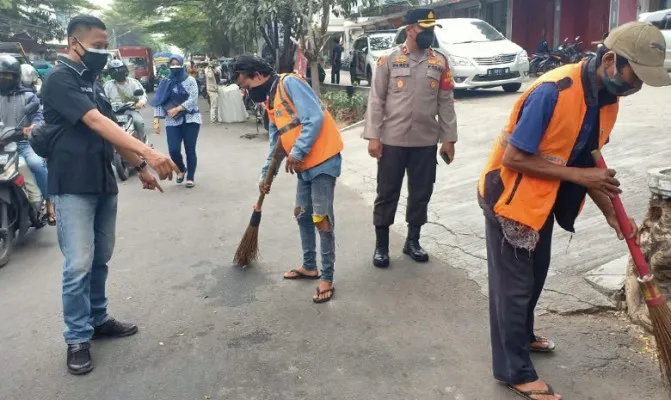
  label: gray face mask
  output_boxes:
[601,55,641,97]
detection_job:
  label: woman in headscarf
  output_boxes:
[151,55,202,188]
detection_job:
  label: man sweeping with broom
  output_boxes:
[233,56,343,304]
[477,21,670,400]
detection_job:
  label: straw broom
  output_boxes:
[593,150,671,391]
[233,143,285,267]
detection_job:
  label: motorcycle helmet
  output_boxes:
[20,64,39,87]
[0,54,21,94]
[107,59,128,82]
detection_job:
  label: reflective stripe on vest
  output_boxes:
[477,62,619,232]
[267,74,344,170]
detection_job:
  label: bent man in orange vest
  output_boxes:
[477,22,669,400]
[233,56,343,303]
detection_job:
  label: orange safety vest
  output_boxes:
[477,62,619,232]
[267,74,343,170]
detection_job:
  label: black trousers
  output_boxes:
[373,144,437,228]
[485,215,554,384]
[331,63,341,84]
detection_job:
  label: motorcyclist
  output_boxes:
[20,63,41,93]
[0,55,54,224]
[103,59,148,143]
[157,64,169,80]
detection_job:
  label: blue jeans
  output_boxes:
[17,141,48,200]
[166,123,200,181]
[53,194,117,344]
[295,174,336,282]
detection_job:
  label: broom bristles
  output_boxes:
[233,225,259,266]
[650,303,671,391]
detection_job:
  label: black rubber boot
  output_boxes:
[403,225,429,263]
[373,226,390,268]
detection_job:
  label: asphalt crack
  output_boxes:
[543,288,615,315]
[433,240,487,261]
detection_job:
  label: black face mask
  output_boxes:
[248,74,277,103]
[74,38,109,73]
[415,30,435,50]
[0,77,16,95]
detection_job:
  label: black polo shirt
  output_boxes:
[41,56,118,195]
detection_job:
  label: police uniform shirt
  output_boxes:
[41,56,117,195]
[363,45,458,147]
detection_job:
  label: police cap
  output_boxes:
[404,8,441,29]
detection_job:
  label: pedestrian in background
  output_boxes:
[205,61,221,123]
[40,14,176,375]
[363,8,458,269]
[330,38,343,85]
[151,54,202,189]
[477,21,670,400]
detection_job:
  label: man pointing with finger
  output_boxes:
[40,14,178,376]
[477,21,670,400]
[363,8,458,269]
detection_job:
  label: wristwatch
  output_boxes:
[135,160,148,172]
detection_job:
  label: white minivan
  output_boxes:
[394,18,530,92]
[638,9,671,71]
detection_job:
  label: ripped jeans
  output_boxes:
[295,174,336,282]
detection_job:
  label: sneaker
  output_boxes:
[92,318,138,339]
[67,342,93,375]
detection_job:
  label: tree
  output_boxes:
[301,0,373,92]
[0,0,94,43]
[115,0,256,57]
[101,6,167,51]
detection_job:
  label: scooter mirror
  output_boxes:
[133,89,144,96]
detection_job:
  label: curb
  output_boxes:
[340,119,365,133]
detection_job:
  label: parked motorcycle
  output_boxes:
[530,36,585,77]
[0,101,46,266]
[111,88,146,181]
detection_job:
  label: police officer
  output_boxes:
[363,8,458,268]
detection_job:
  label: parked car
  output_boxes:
[639,9,671,71]
[350,30,397,86]
[394,18,529,93]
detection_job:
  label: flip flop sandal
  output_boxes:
[507,383,557,400]
[313,287,335,304]
[283,269,320,280]
[530,335,556,353]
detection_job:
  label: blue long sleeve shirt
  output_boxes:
[153,76,202,126]
[260,76,342,182]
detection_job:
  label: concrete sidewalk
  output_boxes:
[338,84,671,315]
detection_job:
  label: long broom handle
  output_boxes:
[591,150,652,278]
[255,142,285,209]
